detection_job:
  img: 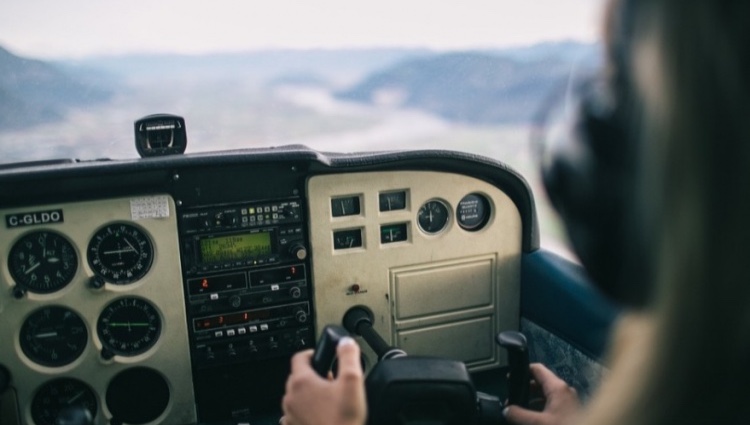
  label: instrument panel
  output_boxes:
[308,171,521,371]
[0,150,534,425]
[0,196,196,425]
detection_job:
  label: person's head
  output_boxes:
[572,0,750,424]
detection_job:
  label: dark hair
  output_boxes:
[581,1,750,424]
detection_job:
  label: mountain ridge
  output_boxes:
[0,41,598,131]
[336,46,598,124]
[0,46,113,131]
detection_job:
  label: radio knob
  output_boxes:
[289,243,307,260]
[223,213,237,226]
[296,310,308,323]
[289,287,302,299]
[282,205,296,218]
[230,295,242,308]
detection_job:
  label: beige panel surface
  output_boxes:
[393,257,493,320]
[397,316,495,366]
[0,196,196,425]
[308,171,522,372]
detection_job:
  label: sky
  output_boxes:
[1,0,604,59]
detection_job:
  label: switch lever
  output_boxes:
[496,331,530,408]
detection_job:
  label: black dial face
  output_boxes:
[31,378,98,425]
[8,231,78,293]
[417,200,450,234]
[333,228,363,250]
[379,191,407,212]
[97,297,161,357]
[457,194,491,231]
[20,306,88,367]
[87,223,153,284]
[331,196,361,217]
[380,223,408,244]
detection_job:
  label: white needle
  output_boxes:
[103,248,133,255]
[25,262,41,274]
[67,391,85,404]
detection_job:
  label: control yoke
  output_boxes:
[310,307,533,425]
[311,325,349,377]
[496,331,531,408]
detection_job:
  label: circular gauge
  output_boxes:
[31,378,98,425]
[456,194,492,231]
[417,200,450,234]
[20,306,88,367]
[8,231,78,293]
[97,297,161,357]
[87,223,153,284]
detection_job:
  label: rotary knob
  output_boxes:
[289,243,307,260]
[282,205,297,218]
[296,310,308,323]
[289,287,302,299]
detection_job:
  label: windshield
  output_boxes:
[0,0,604,254]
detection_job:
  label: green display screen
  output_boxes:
[200,232,272,263]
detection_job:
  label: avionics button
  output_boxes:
[238,327,247,335]
[249,326,258,333]
[210,293,219,300]
[260,324,269,331]
[214,331,223,338]
[227,329,236,337]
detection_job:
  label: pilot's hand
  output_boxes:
[503,363,581,425]
[281,337,366,425]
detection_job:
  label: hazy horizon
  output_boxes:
[1,0,603,60]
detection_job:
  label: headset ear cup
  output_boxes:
[542,83,648,307]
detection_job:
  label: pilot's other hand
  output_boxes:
[504,363,581,425]
[281,337,366,425]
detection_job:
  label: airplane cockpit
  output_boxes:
[0,2,623,423]
[0,120,618,425]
